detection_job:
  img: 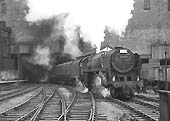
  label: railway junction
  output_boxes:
[0,80,169,121]
[0,0,170,121]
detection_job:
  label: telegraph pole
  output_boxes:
[164,41,168,90]
[17,44,22,79]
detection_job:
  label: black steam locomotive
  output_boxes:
[49,47,142,98]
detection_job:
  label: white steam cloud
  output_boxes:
[75,77,88,93]
[33,46,51,68]
[34,14,83,61]
[92,73,110,98]
[64,26,82,58]
[0,70,18,81]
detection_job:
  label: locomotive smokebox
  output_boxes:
[111,48,135,73]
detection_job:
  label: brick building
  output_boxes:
[0,0,31,80]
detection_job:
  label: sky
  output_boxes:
[27,0,134,50]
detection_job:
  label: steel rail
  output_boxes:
[15,87,52,121]
[29,88,55,121]
[57,86,96,121]
[0,85,40,102]
[14,88,43,121]
[56,86,76,121]
[133,98,159,110]
[88,91,96,121]
[55,86,67,121]
[0,84,33,97]
[112,98,159,121]
[0,87,43,116]
[135,94,159,103]
[15,106,39,121]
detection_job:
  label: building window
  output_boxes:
[141,58,149,64]
[1,3,6,15]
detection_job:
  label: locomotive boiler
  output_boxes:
[49,47,142,98]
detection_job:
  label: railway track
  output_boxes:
[35,86,61,120]
[0,87,43,120]
[135,94,159,103]
[0,84,103,121]
[0,84,40,102]
[0,84,60,121]
[133,97,159,110]
[111,97,160,121]
[66,91,95,121]
[95,98,118,121]
[29,85,97,121]
[57,86,96,121]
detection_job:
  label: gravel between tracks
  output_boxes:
[96,99,129,121]
[58,87,72,99]
[0,89,19,95]
[135,92,159,98]
[0,88,40,113]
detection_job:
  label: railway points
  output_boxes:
[135,93,159,103]
[0,82,165,121]
[133,98,159,110]
[110,97,160,121]
[0,84,40,102]
[56,85,96,121]
[0,84,98,120]
[0,87,42,117]
[1,0,170,120]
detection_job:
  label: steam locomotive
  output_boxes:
[49,47,142,98]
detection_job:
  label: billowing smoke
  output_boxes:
[10,0,95,82]
[50,52,73,65]
[24,45,51,71]
[10,0,95,63]
[27,13,95,66]
[33,46,51,68]
[43,13,68,53]
[27,14,82,63]
[28,14,67,51]
[64,26,82,58]
[22,13,84,81]
[26,14,68,68]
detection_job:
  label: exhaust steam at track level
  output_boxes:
[75,77,88,93]
[92,72,110,98]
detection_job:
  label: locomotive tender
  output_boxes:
[50,47,142,98]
